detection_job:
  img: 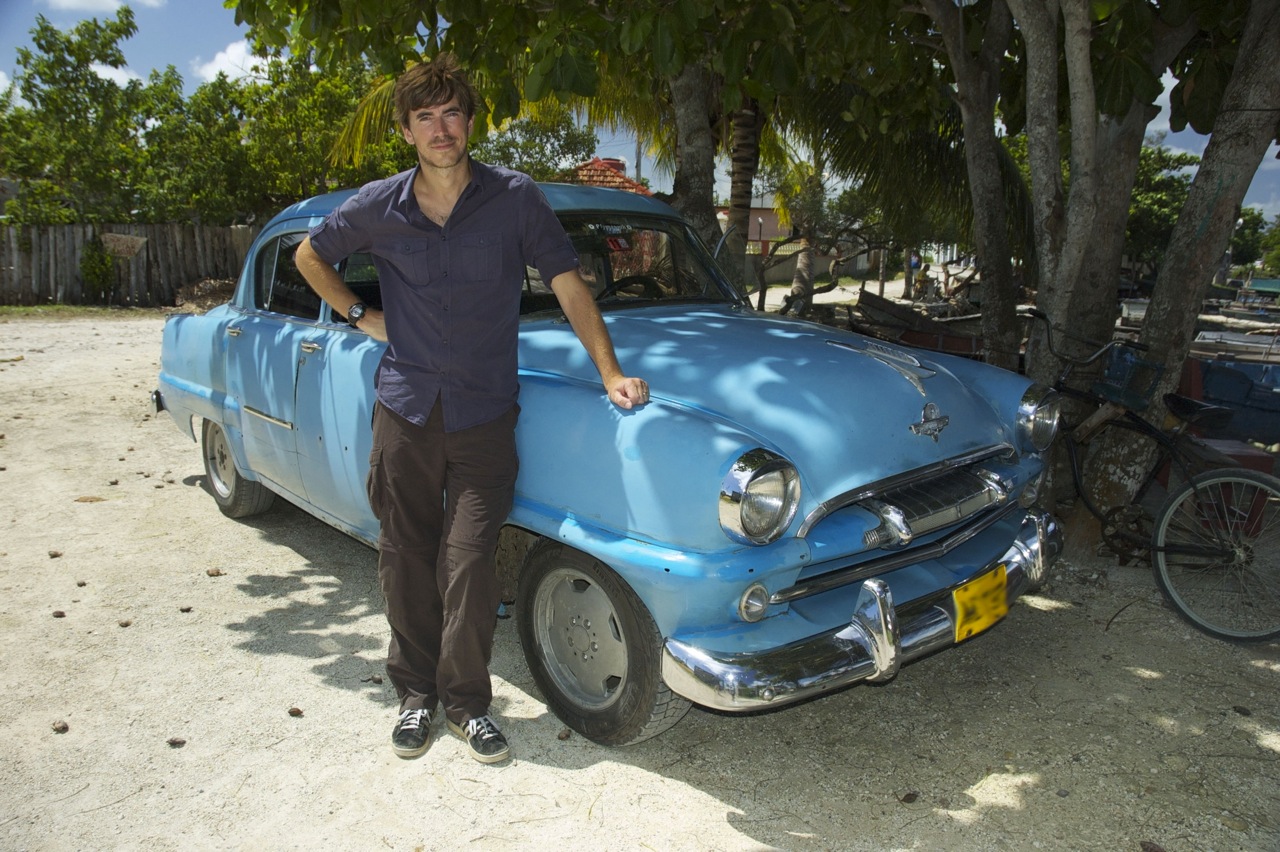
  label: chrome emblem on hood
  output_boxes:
[910,402,949,441]
[829,339,934,396]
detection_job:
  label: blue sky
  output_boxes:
[1,0,1276,218]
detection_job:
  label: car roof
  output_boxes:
[265,181,678,230]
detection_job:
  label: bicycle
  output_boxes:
[1024,308,1280,642]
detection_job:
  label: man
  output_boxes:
[294,54,648,764]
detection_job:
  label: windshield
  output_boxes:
[521,214,743,314]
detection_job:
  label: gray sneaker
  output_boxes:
[447,714,510,764]
[391,708,433,759]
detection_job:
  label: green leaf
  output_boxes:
[720,32,749,84]
[619,15,653,55]
[652,14,678,74]
[524,54,556,103]
[557,50,599,98]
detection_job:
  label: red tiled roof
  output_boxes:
[566,157,653,195]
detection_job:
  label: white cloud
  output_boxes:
[194,40,263,84]
[91,62,140,86]
[0,71,11,92]
[1149,71,1175,137]
[44,0,165,10]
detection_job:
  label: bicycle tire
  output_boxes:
[1151,467,1280,642]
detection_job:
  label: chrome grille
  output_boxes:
[860,467,1006,548]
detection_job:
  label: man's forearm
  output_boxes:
[296,237,361,317]
[550,271,624,384]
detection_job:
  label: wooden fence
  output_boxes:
[0,223,260,307]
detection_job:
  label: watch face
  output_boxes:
[348,303,366,322]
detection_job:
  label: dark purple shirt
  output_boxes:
[308,161,579,432]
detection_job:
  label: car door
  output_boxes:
[224,230,322,501]
[294,252,384,543]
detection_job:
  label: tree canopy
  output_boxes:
[1,10,151,222]
[0,10,413,224]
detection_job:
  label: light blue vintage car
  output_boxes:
[155,184,1063,746]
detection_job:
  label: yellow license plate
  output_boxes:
[952,565,1009,642]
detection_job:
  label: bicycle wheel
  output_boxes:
[1151,468,1280,642]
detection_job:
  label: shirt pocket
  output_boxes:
[457,232,502,282]
[394,240,432,287]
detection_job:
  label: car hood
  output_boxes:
[518,304,1018,497]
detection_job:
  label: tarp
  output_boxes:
[1245,277,1280,294]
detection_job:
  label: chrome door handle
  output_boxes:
[300,342,322,353]
[227,326,242,337]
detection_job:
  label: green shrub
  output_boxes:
[80,236,115,304]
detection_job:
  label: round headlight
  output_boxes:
[1017,384,1060,453]
[719,449,801,546]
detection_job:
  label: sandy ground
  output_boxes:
[1,311,1278,852]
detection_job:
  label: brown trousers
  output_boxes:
[366,400,518,724]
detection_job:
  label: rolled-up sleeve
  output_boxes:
[308,184,379,265]
[518,179,579,284]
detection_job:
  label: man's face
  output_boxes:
[401,97,474,171]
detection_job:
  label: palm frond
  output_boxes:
[329,75,396,168]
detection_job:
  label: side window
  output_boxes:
[520,264,559,314]
[267,233,322,319]
[251,238,280,310]
[251,232,321,320]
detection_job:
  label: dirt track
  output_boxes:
[1,312,1277,851]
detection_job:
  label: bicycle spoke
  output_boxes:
[1153,470,1280,642]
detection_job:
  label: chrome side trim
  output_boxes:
[796,444,1014,537]
[661,509,1062,712]
[243,406,294,430]
[775,502,1021,605]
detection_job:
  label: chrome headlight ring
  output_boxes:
[1017,383,1060,453]
[719,449,801,546]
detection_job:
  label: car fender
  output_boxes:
[157,308,262,484]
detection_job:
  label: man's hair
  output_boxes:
[394,54,479,127]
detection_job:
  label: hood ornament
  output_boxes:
[830,339,934,396]
[910,402,949,441]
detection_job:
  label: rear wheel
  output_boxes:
[202,419,275,519]
[517,541,690,745]
[1152,468,1280,642]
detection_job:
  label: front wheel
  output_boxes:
[202,419,275,519]
[1152,468,1280,642]
[516,542,690,745]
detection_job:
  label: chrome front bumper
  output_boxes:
[661,509,1062,711]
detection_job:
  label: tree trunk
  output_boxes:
[1063,15,1197,356]
[1144,0,1280,399]
[921,0,1021,371]
[723,97,765,289]
[666,64,722,250]
[1073,1,1278,550]
[1005,0,1097,331]
[788,237,814,315]
[1065,14,1198,519]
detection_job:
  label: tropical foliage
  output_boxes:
[0,10,413,225]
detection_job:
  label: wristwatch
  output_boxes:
[347,302,368,324]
